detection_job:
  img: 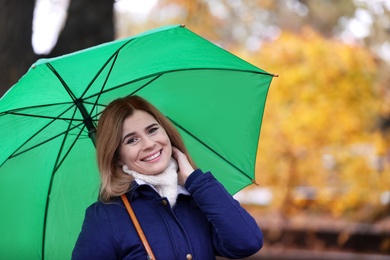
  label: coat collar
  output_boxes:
[126,180,190,201]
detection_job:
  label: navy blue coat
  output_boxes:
[72,170,263,259]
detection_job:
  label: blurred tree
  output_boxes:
[0,1,36,96]
[49,0,114,57]
[147,0,357,48]
[250,28,381,217]
[0,0,114,97]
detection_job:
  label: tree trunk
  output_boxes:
[49,0,115,57]
[0,0,36,97]
[0,0,115,97]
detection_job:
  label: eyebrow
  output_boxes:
[121,123,159,144]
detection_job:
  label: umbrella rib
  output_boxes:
[85,68,161,101]
[168,117,253,181]
[88,52,119,117]
[0,101,77,116]
[83,74,161,123]
[0,104,79,165]
[3,111,83,121]
[81,37,135,100]
[52,107,84,174]
[9,120,86,159]
[84,67,271,101]
[81,38,138,125]
[127,74,162,96]
[83,50,119,100]
[80,75,161,134]
[46,63,98,145]
[151,67,273,76]
[46,63,78,102]
[41,107,86,259]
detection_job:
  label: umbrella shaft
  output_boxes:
[75,99,96,146]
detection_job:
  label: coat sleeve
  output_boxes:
[72,203,120,260]
[185,170,263,259]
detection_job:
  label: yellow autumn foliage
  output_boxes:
[238,27,386,217]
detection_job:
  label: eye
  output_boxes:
[148,127,159,135]
[126,136,139,145]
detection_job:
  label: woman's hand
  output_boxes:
[172,147,194,186]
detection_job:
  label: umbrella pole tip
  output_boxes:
[180,24,186,27]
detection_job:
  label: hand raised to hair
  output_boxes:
[172,147,194,186]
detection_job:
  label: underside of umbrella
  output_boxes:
[0,25,274,259]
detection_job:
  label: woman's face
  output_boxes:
[119,110,172,175]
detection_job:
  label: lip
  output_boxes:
[141,150,162,162]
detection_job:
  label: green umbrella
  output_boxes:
[0,24,274,259]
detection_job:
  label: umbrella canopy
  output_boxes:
[0,24,274,259]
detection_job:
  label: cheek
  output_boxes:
[119,146,136,163]
[165,138,173,155]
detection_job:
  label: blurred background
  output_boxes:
[1,0,389,259]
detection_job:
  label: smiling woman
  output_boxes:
[72,95,264,259]
[119,110,173,176]
[95,95,195,202]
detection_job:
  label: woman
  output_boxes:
[72,95,263,259]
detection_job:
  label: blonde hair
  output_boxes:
[96,95,196,202]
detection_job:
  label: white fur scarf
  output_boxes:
[122,159,179,207]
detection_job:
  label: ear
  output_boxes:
[118,161,124,166]
[117,157,125,167]
[115,153,124,167]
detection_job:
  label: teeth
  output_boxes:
[143,151,161,162]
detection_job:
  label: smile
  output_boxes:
[142,151,161,162]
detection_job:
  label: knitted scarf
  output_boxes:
[122,159,179,207]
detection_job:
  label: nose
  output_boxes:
[142,136,155,150]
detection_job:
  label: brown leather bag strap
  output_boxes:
[121,194,156,260]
